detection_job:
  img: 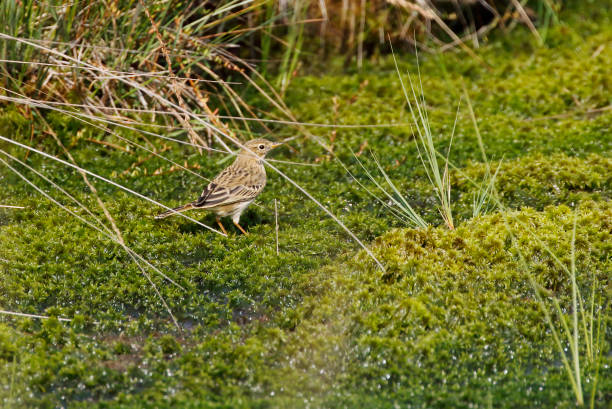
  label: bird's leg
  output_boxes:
[216,217,229,235]
[233,220,249,235]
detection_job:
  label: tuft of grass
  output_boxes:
[354,43,464,231]
[391,46,457,229]
[0,0,308,152]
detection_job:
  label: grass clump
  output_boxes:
[390,48,458,230]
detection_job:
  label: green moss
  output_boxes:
[0,323,18,360]
[0,2,611,408]
[286,201,611,408]
[452,152,612,217]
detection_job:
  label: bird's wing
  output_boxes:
[193,167,264,208]
[194,183,264,208]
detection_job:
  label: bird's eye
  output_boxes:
[258,144,265,150]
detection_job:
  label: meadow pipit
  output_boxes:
[155,138,281,235]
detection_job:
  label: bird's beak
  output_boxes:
[271,142,283,149]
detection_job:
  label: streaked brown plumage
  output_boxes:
[155,138,281,234]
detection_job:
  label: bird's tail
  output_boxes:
[155,202,194,219]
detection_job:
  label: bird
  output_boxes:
[155,138,281,235]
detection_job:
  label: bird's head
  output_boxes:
[241,138,282,158]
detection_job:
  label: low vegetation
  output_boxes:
[0,1,610,408]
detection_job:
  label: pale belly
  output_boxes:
[212,200,253,219]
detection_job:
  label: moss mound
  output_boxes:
[286,200,610,408]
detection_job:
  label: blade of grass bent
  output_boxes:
[264,159,385,271]
[348,151,419,226]
[570,213,583,401]
[0,310,72,322]
[369,152,428,228]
